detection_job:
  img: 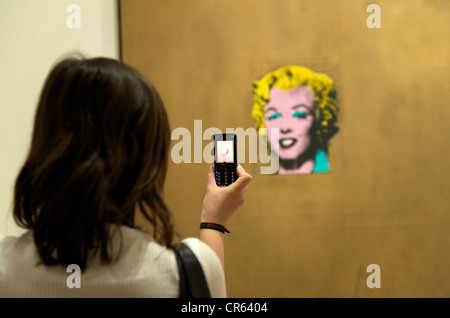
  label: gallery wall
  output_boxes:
[120,0,449,297]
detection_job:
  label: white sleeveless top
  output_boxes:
[0,226,226,297]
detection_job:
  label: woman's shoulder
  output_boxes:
[181,237,226,298]
[181,237,221,268]
[115,228,226,297]
[113,225,172,260]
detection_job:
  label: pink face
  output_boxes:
[264,86,316,160]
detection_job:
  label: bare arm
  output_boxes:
[200,165,252,269]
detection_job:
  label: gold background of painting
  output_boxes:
[120,0,449,297]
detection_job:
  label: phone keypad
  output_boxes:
[215,168,237,186]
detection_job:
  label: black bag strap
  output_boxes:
[172,242,211,298]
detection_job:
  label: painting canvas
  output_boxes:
[252,65,339,175]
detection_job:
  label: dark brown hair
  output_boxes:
[13,55,175,270]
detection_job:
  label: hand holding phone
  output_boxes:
[200,163,253,268]
[201,164,253,226]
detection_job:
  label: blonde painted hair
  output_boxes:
[252,65,339,149]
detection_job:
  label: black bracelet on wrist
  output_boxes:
[200,222,230,234]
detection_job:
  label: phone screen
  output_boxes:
[216,140,235,163]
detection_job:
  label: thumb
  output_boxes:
[231,165,253,191]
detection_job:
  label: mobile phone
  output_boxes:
[214,133,238,186]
